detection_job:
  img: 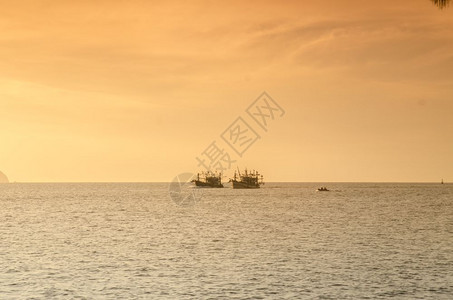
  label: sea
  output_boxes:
[0,182,452,299]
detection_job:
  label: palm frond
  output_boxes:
[431,0,451,9]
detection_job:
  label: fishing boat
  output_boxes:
[229,168,264,189]
[191,171,224,188]
[317,187,329,192]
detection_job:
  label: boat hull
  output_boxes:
[193,180,223,188]
[231,181,260,189]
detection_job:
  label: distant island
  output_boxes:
[0,171,9,183]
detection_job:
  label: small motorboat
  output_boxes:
[317,187,329,192]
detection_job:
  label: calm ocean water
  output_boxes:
[0,182,452,299]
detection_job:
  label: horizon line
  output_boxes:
[0,181,449,184]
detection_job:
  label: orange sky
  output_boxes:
[1,0,452,182]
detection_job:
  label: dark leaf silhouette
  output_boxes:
[431,0,451,9]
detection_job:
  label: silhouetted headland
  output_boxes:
[0,171,9,183]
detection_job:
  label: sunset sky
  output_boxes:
[1,0,452,182]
